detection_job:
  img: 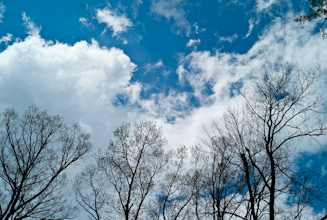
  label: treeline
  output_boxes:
[0,65,327,220]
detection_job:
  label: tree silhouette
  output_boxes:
[210,64,327,219]
[75,121,171,220]
[0,105,92,220]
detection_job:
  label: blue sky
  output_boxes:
[0,0,327,217]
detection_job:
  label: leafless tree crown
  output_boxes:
[0,105,92,220]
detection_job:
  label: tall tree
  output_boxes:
[0,105,92,220]
[216,64,327,219]
[201,134,247,220]
[73,164,108,220]
[148,145,204,220]
[75,121,171,220]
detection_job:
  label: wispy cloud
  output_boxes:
[193,23,205,35]
[146,60,163,69]
[244,18,255,39]
[160,13,327,151]
[0,33,12,45]
[22,12,41,36]
[219,34,238,43]
[0,2,5,23]
[79,17,94,30]
[186,39,201,48]
[256,0,277,12]
[96,7,132,36]
[144,60,171,75]
[131,0,143,18]
[177,13,327,109]
[151,0,191,36]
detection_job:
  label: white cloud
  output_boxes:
[274,193,327,220]
[1,7,326,219]
[147,60,164,69]
[136,91,189,121]
[171,12,327,151]
[151,0,191,36]
[79,17,94,30]
[0,10,326,159]
[96,7,132,36]
[256,0,277,12]
[22,12,41,36]
[0,2,5,22]
[194,23,199,34]
[193,23,206,35]
[0,35,137,148]
[219,34,238,43]
[144,59,172,76]
[132,0,143,18]
[79,17,87,23]
[179,13,327,104]
[154,60,164,67]
[177,50,244,105]
[124,15,327,169]
[186,38,201,48]
[0,33,12,45]
[244,18,255,38]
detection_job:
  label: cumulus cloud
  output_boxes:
[22,12,41,36]
[1,6,326,219]
[0,33,12,45]
[151,0,191,36]
[1,10,326,158]
[96,7,133,36]
[219,34,238,43]
[186,38,201,48]
[0,34,137,147]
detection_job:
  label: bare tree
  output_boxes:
[214,64,327,219]
[95,121,171,220]
[148,145,204,220]
[0,105,92,220]
[72,64,326,220]
[244,64,326,219]
[200,134,247,220]
[219,108,271,220]
[73,164,109,220]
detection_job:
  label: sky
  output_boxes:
[0,0,327,218]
